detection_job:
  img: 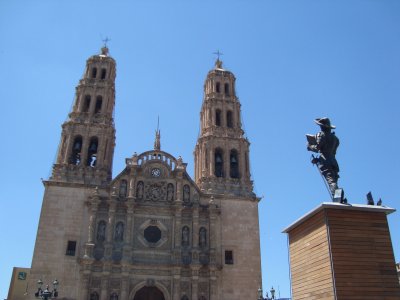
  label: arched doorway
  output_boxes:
[133,286,165,300]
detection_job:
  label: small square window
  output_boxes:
[225,250,233,264]
[66,241,76,256]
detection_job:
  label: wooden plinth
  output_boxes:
[283,203,400,300]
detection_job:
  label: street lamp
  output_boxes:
[270,286,275,300]
[257,287,263,300]
[35,279,59,299]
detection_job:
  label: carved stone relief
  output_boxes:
[145,182,166,201]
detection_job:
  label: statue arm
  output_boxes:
[307,144,318,152]
[307,132,325,153]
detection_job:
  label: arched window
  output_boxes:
[87,137,98,167]
[216,82,220,93]
[95,96,102,114]
[110,293,118,300]
[199,227,207,248]
[96,220,106,242]
[182,226,190,247]
[230,149,239,179]
[69,136,82,165]
[114,222,124,242]
[83,95,91,112]
[215,109,221,126]
[100,68,107,79]
[90,292,99,300]
[224,83,230,95]
[226,111,233,128]
[119,180,127,198]
[91,68,97,79]
[214,148,224,178]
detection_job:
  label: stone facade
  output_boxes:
[28,48,262,300]
[7,267,30,300]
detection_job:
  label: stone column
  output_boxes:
[96,138,105,169]
[174,209,182,248]
[201,144,206,178]
[209,202,220,265]
[79,274,90,300]
[62,134,72,164]
[128,176,136,198]
[122,201,134,262]
[210,148,214,177]
[81,135,90,166]
[176,179,182,203]
[172,268,181,300]
[120,277,129,300]
[191,267,200,300]
[100,278,108,300]
[193,207,199,249]
[104,200,116,260]
[88,192,99,243]
[209,269,217,300]
[224,150,229,179]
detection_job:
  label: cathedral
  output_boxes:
[29,46,262,300]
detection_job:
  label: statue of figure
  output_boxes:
[182,226,190,247]
[136,181,144,199]
[119,180,127,198]
[167,183,174,201]
[96,221,106,242]
[199,227,207,248]
[114,222,124,241]
[307,117,340,197]
[183,185,190,203]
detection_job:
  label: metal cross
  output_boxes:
[102,37,111,47]
[213,50,223,60]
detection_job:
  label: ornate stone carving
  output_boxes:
[146,278,155,287]
[145,182,167,201]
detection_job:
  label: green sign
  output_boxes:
[17,272,27,280]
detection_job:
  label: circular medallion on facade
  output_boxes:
[144,225,162,243]
[150,186,161,200]
[151,168,161,177]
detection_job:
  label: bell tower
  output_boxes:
[29,47,117,300]
[194,58,262,299]
[52,46,116,185]
[194,58,253,196]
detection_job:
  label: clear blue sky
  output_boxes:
[1,1,399,298]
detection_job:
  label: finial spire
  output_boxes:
[213,50,223,68]
[102,37,110,48]
[101,37,111,56]
[154,116,161,150]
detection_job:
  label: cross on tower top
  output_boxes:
[213,50,224,69]
[102,37,111,48]
[213,50,223,60]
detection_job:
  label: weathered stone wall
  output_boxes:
[29,183,90,300]
[219,198,262,299]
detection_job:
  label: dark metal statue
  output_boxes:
[307,117,344,202]
[366,191,374,205]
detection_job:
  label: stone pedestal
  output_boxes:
[283,202,400,300]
